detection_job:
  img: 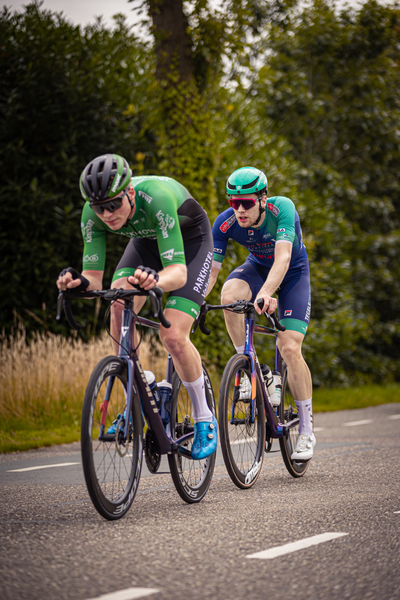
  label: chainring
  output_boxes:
[144,429,161,474]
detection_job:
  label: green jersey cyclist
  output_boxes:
[56,153,217,460]
[207,166,315,461]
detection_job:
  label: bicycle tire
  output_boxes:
[219,354,266,489]
[81,356,143,520]
[168,365,216,503]
[278,362,310,478]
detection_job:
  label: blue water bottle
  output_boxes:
[158,380,173,424]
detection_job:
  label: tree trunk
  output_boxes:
[148,0,195,82]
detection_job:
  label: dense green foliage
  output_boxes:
[1,0,400,386]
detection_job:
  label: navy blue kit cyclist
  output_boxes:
[56,153,217,460]
[207,166,315,461]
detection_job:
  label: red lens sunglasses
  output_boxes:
[228,195,264,211]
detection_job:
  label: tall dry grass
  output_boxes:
[0,326,168,421]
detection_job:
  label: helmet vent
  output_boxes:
[242,176,260,190]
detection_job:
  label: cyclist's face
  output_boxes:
[230,193,266,228]
[94,187,135,230]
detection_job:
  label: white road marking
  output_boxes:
[246,532,348,559]
[394,511,400,514]
[84,588,159,600]
[314,427,324,432]
[388,414,400,420]
[7,462,79,473]
[343,419,373,427]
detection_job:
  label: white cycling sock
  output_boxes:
[234,344,245,354]
[181,373,213,423]
[294,398,313,435]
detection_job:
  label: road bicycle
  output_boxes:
[197,299,310,489]
[56,286,216,520]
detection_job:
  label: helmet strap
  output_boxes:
[252,199,265,227]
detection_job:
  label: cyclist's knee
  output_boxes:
[221,279,250,304]
[161,329,190,357]
[278,333,303,364]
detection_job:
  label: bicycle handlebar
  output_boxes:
[56,285,171,331]
[194,299,286,336]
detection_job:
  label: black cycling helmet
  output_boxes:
[79,154,132,202]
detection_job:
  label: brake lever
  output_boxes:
[256,299,286,332]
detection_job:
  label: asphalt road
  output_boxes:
[1,403,399,600]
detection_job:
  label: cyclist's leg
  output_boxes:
[159,229,217,459]
[220,260,265,351]
[276,262,315,459]
[110,238,161,354]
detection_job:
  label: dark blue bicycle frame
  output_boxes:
[239,305,300,438]
[101,298,193,457]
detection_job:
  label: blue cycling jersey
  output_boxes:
[212,196,307,269]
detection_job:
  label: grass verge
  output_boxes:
[1,382,399,454]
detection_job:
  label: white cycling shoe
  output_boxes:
[291,433,316,461]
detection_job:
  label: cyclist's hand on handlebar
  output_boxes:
[255,293,277,316]
[57,267,90,293]
[128,265,159,291]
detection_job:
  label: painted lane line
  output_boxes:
[394,511,400,514]
[246,532,348,560]
[84,588,159,600]
[343,419,373,427]
[314,427,325,432]
[7,462,79,473]
[388,414,400,420]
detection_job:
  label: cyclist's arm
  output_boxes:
[57,269,103,291]
[81,270,104,290]
[129,263,186,292]
[206,265,220,296]
[255,241,292,314]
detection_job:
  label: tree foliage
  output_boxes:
[0,1,156,334]
[1,0,400,387]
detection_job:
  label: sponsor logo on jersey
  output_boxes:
[277,228,285,233]
[234,268,244,272]
[220,214,236,233]
[83,254,99,263]
[167,298,177,306]
[156,210,175,239]
[110,174,121,194]
[161,249,175,261]
[81,219,95,243]
[284,310,292,316]
[193,251,212,296]
[214,248,223,254]
[248,229,254,235]
[268,203,280,217]
[138,190,153,204]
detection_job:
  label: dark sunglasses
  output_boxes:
[90,189,129,215]
[228,196,263,211]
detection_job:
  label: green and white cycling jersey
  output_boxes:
[81,175,206,271]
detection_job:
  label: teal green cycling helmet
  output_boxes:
[79,153,132,202]
[226,166,268,196]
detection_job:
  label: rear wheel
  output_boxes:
[81,356,143,520]
[168,365,216,503]
[278,362,310,478]
[219,354,266,489]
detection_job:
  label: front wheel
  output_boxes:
[81,356,143,520]
[278,362,310,478]
[219,354,266,489]
[168,365,216,503]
